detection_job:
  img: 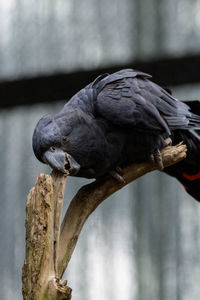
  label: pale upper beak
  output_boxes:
[43,149,80,175]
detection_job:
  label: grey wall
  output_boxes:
[1,0,200,79]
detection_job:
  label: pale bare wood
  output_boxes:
[22,172,72,300]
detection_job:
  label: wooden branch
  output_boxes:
[57,143,187,277]
[22,171,72,300]
[22,143,186,299]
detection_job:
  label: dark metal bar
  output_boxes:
[1,54,200,108]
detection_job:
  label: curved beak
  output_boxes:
[43,149,80,175]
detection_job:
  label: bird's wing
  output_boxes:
[95,69,199,133]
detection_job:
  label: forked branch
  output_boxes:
[22,143,187,299]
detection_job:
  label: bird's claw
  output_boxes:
[151,149,164,170]
[110,169,126,184]
[150,138,171,170]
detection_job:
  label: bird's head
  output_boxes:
[32,113,81,175]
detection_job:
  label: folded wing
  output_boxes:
[95,69,200,134]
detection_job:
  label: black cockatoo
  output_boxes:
[32,69,200,201]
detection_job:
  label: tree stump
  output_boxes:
[22,172,72,300]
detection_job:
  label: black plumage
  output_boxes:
[32,69,200,201]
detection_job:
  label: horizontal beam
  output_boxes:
[1,54,200,108]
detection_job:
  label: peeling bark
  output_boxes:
[22,143,187,299]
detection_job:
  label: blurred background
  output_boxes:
[0,0,200,299]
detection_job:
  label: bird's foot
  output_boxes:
[150,138,172,170]
[150,149,164,170]
[110,168,126,184]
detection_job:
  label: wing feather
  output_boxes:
[94,69,200,132]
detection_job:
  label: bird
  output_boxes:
[32,69,200,201]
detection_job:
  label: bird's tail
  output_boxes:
[164,101,200,202]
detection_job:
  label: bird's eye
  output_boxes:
[50,146,56,152]
[62,136,67,144]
